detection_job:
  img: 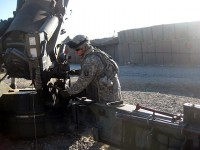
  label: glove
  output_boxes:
[69,69,81,75]
[59,90,70,98]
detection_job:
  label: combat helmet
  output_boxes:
[68,35,89,49]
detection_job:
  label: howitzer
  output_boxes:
[0,1,200,150]
[0,0,71,101]
[0,0,75,137]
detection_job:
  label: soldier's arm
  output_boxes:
[66,55,103,95]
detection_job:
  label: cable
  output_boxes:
[31,84,38,150]
[0,73,7,82]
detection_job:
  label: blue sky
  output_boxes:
[1,0,200,39]
[0,1,17,20]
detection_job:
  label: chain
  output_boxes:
[31,84,38,150]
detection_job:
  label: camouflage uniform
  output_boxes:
[66,47,122,103]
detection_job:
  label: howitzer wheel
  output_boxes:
[2,109,71,138]
[0,90,44,114]
[0,89,72,138]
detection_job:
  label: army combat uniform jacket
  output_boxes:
[66,47,122,103]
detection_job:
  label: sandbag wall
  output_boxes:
[118,21,200,65]
[68,21,200,65]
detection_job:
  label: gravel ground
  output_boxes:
[119,65,200,114]
[1,64,200,149]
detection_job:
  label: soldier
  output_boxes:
[61,35,122,103]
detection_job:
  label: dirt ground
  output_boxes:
[1,64,200,149]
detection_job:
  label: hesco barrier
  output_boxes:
[69,21,200,66]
